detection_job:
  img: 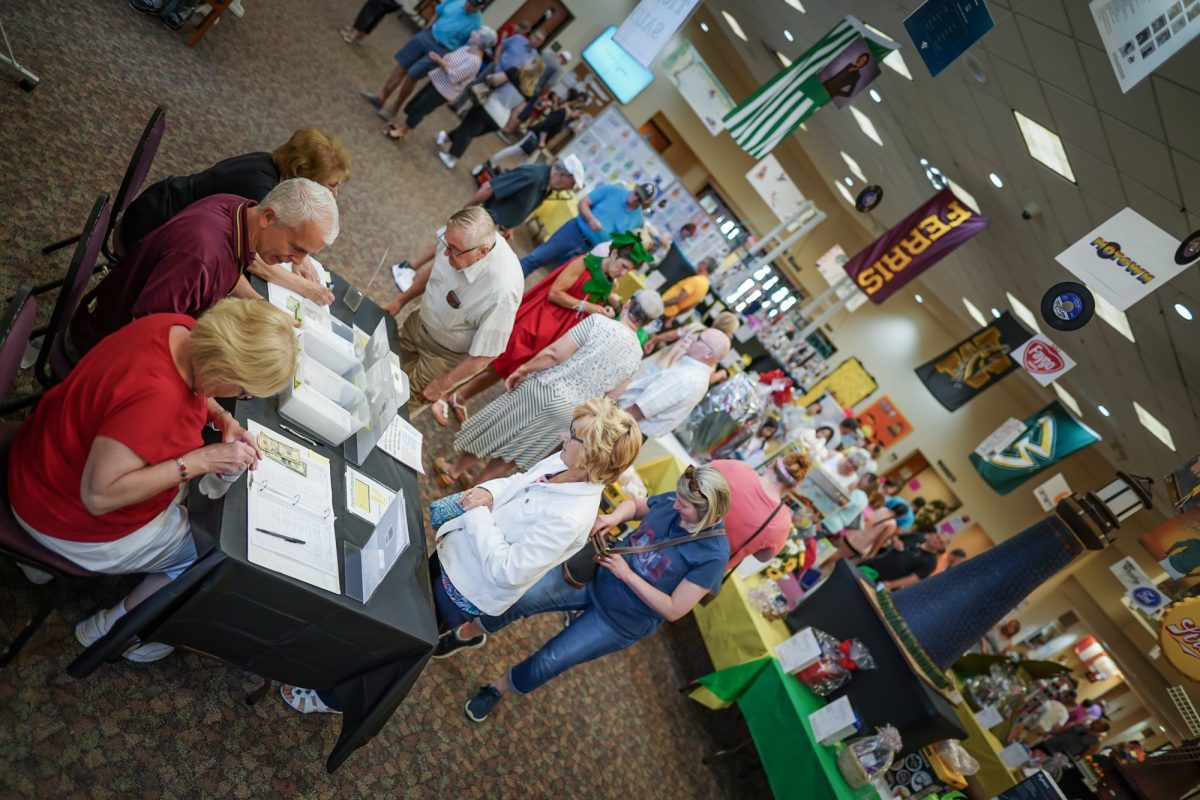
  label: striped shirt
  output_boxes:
[429,46,484,100]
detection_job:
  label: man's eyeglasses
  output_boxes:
[439,234,484,259]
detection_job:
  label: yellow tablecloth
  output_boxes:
[950,680,1023,798]
[693,573,791,671]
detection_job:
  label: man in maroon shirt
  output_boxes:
[70,177,339,357]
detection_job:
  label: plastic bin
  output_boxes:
[279,352,369,445]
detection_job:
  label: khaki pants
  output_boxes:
[398,310,464,406]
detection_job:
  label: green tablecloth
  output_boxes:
[694,658,879,800]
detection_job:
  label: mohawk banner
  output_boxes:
[722,17,899,158]
[844,187,990,304]
[914,311,1032,411]
[970,402,1101,495]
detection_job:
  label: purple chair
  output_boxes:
[34,193,111,389]
[0,287,98,666]
[37,106,166,275]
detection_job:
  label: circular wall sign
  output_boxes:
[1176,229,1200,266]
[1160,597,1200,681]
[856,185,883,212]
[1040,281,1095,331]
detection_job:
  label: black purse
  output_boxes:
[561,525,727,589]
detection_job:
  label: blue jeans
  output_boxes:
[519,219,591,276]
[476,570,642,695]
[394,28,449,79]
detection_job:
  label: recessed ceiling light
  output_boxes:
[1097,404,1111,417]
[914,293,924,303]
[850,107,883,146]
[882,50,912,80]
[776,51,793,67]
[1053,383,1083,417]
[1134,400,1176,451]
[843,176,854,187]
[784,0,806,11]
[841,151,866,182]
[963,298,987,327]
[1013,110,1076,183]
[1093,293,1136,343]
[784,29,794,42]
[919,157,929,166]
[722,11,748,41]
[1006,291,1043,334]
[946,177,981,214]
[1175,302,1194,321]
[700,22,709,32]
[869,89,882,102]
[988,172,1004,188]
[798,123,808,131]
[991,307,1001,318]
[835,181,856,205]
[963,52,988,84]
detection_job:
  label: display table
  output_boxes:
[693,572,790,671]
[691,657,879,800]
[950,696,1023,798]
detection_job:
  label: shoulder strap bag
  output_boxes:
[562,524,726,590]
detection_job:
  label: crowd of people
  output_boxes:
[12,3,994,735]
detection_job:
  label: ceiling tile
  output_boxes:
[1015,16,1093,103]
[1118,173,1189,239]
[1153,76,1200,163]
[1101,114,1181,205]
[981,12,1031,67]
[988,58,1053,129]
[1062,0,1103,49]
[1081,192,1122,228]
[1078,44,1165,142]
[1016,0,1071,36]
[1043,84,1112,166]
[1064,142,1123,204]
[958,49,1006,103]
[1037,174,1090,248]
[1171,150,1200,221]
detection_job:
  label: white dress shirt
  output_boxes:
[619,355,713,438]
[419,231,524,357]
[435,453,601,616]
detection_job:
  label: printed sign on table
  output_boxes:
[1090,0,1200,94]
[904,0,996,77]
[1054,207,1190,310]
[914,311,1031,411]
[844,187,990,304]
[1012,335,1076,387]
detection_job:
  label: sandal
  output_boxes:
[431,398,453,427]
[449,392,469,424]
[384,123,405,141]
[280,684,342,715]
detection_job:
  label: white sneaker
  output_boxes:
[74,603,127,648]
[122,640,175,662]
[436,130,449,148]
[438,152,457,169]
[21,336,41,370]
[16,562,53,585]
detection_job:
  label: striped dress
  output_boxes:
[453,315,642,469]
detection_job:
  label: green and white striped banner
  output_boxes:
[722,17,898,158]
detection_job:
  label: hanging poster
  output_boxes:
[969,401,1101,495]
[1166,454,1200,514]
[1012,334,1076,387]
[843,188,990,304]
[1090,0,1200,94]
[914,312,1032,411]
[1054,207,1190,310]
[661,39,734,135]
[746,154,809,225]
[903,0,996,77]
[858,395,913,448]
[1141,509,1200,589]
[796,357,878,408]
[1032,473,1073,512]
[613,0,700,69]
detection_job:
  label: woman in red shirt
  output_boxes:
[8,299,297,662]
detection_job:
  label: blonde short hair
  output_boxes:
[191,299,298,397]
[712,311,739,337]
[676,465,731,532]
[446,206,497,250]
[571,397,642,485]
[272,128,352,186]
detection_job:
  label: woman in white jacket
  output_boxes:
[430,397,641,657]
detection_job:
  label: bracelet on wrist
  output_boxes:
[176,457,190,482]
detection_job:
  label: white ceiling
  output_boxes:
[703,0,1200,507]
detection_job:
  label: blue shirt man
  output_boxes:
[518,182,656,276]
[496,34,535,71]
[432,0,483,49]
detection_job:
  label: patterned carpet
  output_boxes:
[0,2,768,798]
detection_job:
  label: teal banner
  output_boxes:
[970,401,1100,495]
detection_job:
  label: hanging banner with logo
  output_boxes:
[613,0,700,68]
[970,401,1101,495]
[844,187,990,304]
[914,311,1032,411]
[1054,207,1191,311]
[1012,334,1076,387]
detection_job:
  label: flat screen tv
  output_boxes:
[582,25,655,104]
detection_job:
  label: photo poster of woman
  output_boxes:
[818,36,883,108]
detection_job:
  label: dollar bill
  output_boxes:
[257,432,307,477]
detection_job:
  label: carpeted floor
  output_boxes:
[0,3,768,798]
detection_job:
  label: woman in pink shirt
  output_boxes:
[712,452,811,570]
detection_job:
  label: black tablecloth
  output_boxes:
[67,274,437,772]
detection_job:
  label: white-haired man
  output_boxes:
[70,178,338,358]
[619,328,731,439]
[389,207,524,408]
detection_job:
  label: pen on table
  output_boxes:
[278,423,320,448]
[256,527,306,545]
